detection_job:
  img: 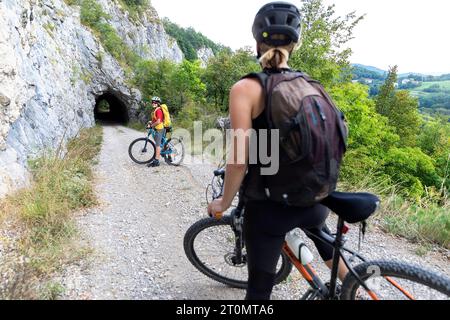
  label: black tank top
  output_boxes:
[241,68,294,202]
[242,106,269,202]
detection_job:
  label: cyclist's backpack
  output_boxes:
[160,104,172,128]
[244,70,348,207]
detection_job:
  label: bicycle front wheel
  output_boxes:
[341,260,450,300]
[184,216,292,289]
[128,138,156,164]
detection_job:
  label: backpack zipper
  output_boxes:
[314,99,331,177]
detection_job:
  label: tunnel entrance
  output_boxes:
[94,92,130,124]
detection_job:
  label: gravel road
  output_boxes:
[58,125,449,300]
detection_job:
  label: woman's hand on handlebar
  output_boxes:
[207,198,227,220]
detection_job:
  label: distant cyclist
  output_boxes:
[207,2,349,300]
[147,96,165,167]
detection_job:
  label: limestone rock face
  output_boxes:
[0,0,183,197]
[197,47,214,68]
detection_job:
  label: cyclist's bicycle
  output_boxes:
[128,127,184,166]
[184,169,450,300]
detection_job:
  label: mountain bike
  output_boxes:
[183,169,450,300]
[128,127,184,166]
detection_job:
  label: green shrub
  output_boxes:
[0,126,103,296]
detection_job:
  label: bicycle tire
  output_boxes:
[165,137,185,166]
[184,216,293,289]
[128,138,156,164]
[341,260,450,300]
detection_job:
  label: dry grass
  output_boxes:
[339,176,450,249]
[0,126,103,299]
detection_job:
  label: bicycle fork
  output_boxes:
[231,206,246,265]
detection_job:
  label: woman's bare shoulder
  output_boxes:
[231,77,263,97]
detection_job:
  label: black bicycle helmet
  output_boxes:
[252,1,302,46]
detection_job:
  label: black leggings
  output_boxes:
[243,200,334,300]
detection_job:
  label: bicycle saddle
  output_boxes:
[321,192,380,224]
[214,169,225,178]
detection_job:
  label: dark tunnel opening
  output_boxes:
[94,92,130,124]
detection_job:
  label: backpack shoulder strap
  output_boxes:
[241,71,270,90]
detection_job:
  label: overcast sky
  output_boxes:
[150,0,450,75]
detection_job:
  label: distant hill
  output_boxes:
[162,18,229,61]
[352,64,387,76]
[351,64,450,115]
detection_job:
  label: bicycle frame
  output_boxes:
[210,171,418,300]
[285,217,377,300]
[227,198,377,300]
[145,127,172,155]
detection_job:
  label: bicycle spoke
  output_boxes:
[129,139,155,163]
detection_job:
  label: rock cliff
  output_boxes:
[0,0,183,197]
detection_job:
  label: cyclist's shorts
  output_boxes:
[155,129,165,147]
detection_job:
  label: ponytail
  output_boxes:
[258,41,298,70]
[259,47,289,69]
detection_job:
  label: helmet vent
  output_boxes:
[287,16,293,25]
[269,16,276,25]
[275,4,291,9]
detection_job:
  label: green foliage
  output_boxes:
[40,282,65,300]
[330,83,396,182]
[352,65,386,80]
[382,198,449,248]
[411,81,450,112]
[63,0,81,5]
[383,147,441,199]
[122,0,148,6]
[170,60,207,109]
[133,59,176,111]
[80,0,108,27]
[79,0,139,70]
[390,91,421,146]
[203,48,259,111]
[330,82,447,200]
[0,126,102,297]
[331,83,398,153]
[376,66,421,146]
[418,118,450,190]
[118,0,149,21]
[375,66,398,115]
[163,18,227,61]
[289,0,364,87]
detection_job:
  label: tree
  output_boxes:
[289,0,364,87]
[375,66,398,116]
[383,147,441,198]
[203,48,258,111]
[170,60,206,112]
[329,83,399,181]
[375,66,421,146]
[390,91,421,146]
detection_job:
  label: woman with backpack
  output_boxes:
[207,2,349,300]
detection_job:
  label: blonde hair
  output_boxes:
[258,40,300,69]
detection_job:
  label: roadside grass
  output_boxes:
[339,176,449,250]
[0,126,103,299]
[127,121,147,132]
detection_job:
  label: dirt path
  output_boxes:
[58,125,449,300]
